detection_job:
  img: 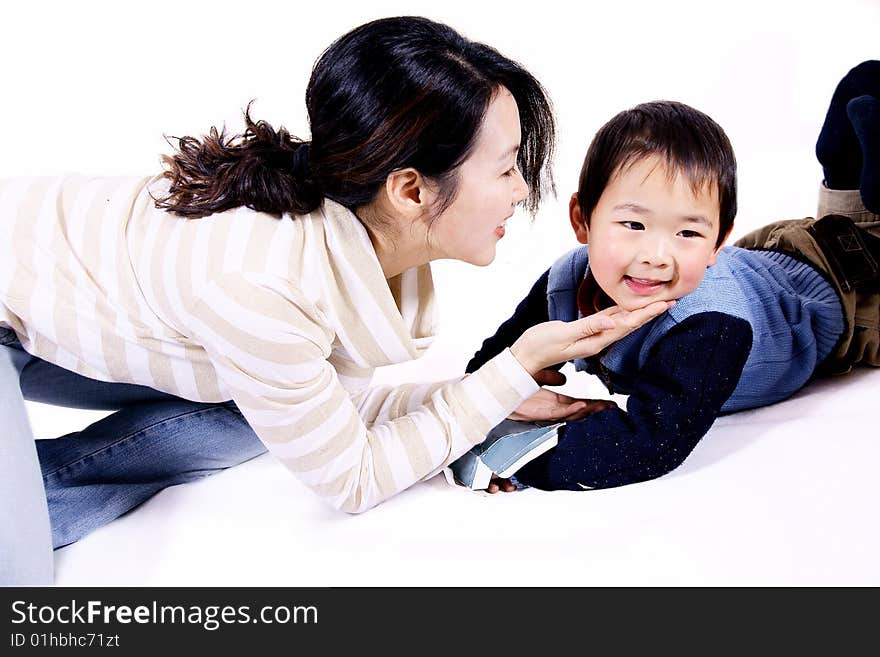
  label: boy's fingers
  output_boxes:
[487,475,516,493]
[534,369,566,386]
[494,476,516,492]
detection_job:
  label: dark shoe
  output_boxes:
[816,61,880,190]
[847,94,880,213]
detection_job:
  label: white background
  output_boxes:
[2,0,880,584]
[3,0,878,399]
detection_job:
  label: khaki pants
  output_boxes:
[734,185,880,375]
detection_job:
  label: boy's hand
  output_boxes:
[486,475,517,494]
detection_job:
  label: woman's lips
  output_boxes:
[495,212,513,239]
[624,275,668,295]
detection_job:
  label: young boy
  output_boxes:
[464,62,880,491]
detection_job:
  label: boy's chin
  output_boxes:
[612,294,677,312]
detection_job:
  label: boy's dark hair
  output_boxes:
[577,101,737,247]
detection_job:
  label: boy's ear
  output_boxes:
[569,193,590,244]
[708,223,734,266]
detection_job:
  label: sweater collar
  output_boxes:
[576,267,616,318]
[318,199,436,365]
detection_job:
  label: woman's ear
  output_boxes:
[384,168,432,220]
[569,193,590,244]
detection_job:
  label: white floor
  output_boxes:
[47,365,880,586]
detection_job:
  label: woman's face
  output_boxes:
[427,88,530,266]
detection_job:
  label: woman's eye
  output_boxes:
[503,166,518,177]
[619,221,645,231]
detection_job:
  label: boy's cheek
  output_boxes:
[673,267,708,297]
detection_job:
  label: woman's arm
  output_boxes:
[190,271,669,511]
[466,270,551,373]
[514,312,753,490]
[465,269,670,424]
[190,272,540,514]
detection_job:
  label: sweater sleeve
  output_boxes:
[189,272,538,513]
[514,312,753,491]
[466,269,551,373]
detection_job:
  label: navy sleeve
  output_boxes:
[514,311,754,491]
[465,269,551,374]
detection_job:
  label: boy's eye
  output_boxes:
[619,221,645,231]
[678,230,704,239]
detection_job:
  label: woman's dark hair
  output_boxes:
[156,16,555,223]
[577,101,737,247]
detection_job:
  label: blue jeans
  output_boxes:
[0,328,265,584]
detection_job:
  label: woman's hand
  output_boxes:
[489,370,617,492]
[510,369,617,422]
[509,301,673,376]
[509,387,616,422]
[486,300,672,496]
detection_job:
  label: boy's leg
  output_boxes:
[817,183,880,236]
[739,61,880,373]
[0,339,53,584]
[734,201,880,374]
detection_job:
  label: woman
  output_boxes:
[0,16,669,584]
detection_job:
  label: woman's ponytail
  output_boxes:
[155,17,556,223]
[156,103,322,218]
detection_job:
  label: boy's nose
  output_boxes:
[637,240,673,268]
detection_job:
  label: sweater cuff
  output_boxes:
[453,348,539,446]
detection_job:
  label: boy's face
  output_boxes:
[570,155,728,311]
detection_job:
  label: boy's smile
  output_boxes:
[570,155,728,311]
[624,275,670,295]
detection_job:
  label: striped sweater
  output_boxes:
[0,174,538,512]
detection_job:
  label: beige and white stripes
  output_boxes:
[0,174,537,512]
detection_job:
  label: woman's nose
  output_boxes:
[512,169,529,204]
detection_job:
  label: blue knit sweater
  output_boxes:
[466,246,845,491]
